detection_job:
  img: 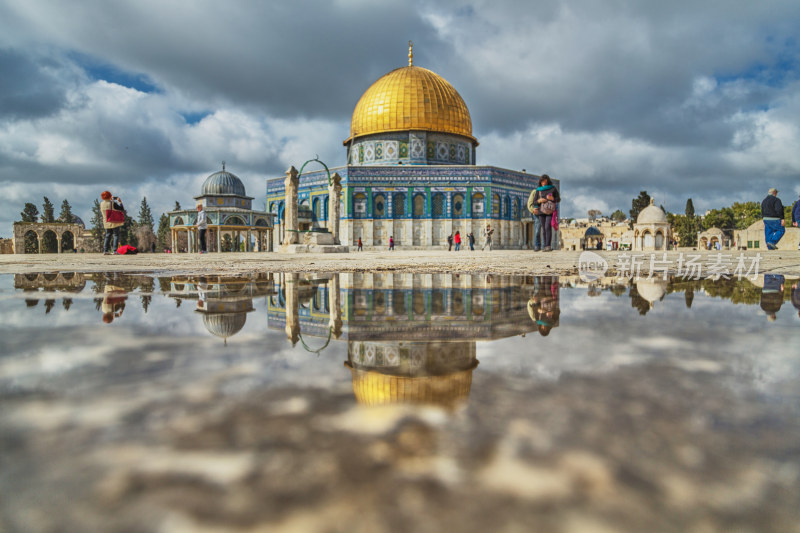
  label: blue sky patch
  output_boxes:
[71,52,160,93]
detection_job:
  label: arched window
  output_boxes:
[492,193,501,217]
[392,193,406,217]
[413,193,425,218]
[353,193,367,219]
[472,193,485,218]
[278,202,285,222]
[452,194,464,217]
[504,196,511,219]
[374,194,386,218]
[323,195,329,221]
[312,197,321,222]
[432,193,445,218]
[512,198,520,220]
[225,216,246,225]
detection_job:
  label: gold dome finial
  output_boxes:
[408,40,413,66]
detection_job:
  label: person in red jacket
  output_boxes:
[454,231,462,251]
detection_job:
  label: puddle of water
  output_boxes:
[1,271,799,532]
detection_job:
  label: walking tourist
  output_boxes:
[100,191,124,255]
[447,234,453,251]
[792,193,800,249]
[389,235,394,251]
[761,187,785,250]
[526,189,543,251]
[196,204,208,253]
[530,174,561,251]
[357,238,363,251]
[454,231,461,251]
[468,232,475,251]
[482,225,494,251]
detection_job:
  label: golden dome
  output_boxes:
[348,366,474,410]
[345,65,475,144]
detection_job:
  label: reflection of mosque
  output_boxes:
[268,273,545,409]
[169,274,273,343]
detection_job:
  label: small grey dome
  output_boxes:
[202,313,247,339]
[637,198,667,224]
[201,169,246,196]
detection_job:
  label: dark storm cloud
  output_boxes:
[0,48,72,119]
[2,0,440,122]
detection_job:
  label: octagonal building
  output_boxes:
[267,44,559,249]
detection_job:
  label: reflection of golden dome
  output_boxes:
[347,366,474,410]
[346,66,475,144]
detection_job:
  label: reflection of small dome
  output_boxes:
[202,313,247,339]
[637,199,667,224]
[584,226,603,237]
[635,280,667,303]
[201,169,246,196]
[348,367,474,409]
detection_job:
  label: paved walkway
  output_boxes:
[2,249,799,276]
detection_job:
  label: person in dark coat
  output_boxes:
[529,175,561,251]
[761,187,785,250]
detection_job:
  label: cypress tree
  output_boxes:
[41,196,56,223]
[20,203,39,222]
[59,199,74,223]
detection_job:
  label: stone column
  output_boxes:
[56,235,62,254]
[284,166,299,245]
[328,273,342,339]
[38,233,42,254]
[217,228,222,253]
[328,172,342,244]
[285,273,300,346]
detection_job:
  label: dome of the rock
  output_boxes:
[201,169,247,197]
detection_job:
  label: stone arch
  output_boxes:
[225,216,246,226]
[24,230,39,254]
[643,230,654,249]
[41,229,59,253]
[174,216,185,226]
[655,230,665,250]
[61,230,75,252]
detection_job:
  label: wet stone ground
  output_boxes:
[1,272,799,533]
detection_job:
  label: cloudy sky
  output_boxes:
[1,0,799,234]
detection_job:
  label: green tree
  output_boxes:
[610,209,626,222]
[41,196,55,223]
[157,213,171,251]
[703,207,735,234]
[120,214,139,249]
[685,198,695,217]
[58,199,74,223]
[20,203,39,222]
[90,199,105,249]
[730,201,762,229]
[40,196,58,252]
[629,191,651,228]
[138,197,155,228]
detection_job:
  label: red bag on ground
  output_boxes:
[116,245,138,255]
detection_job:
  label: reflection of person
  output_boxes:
[761,187,785,250]
[196,204,208,253]
[101,285,127,323]
[760,274,785,321]
[792,282,800,318]
[527,276,561,336]
[196,277,208,311]
[100,191,124,255]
